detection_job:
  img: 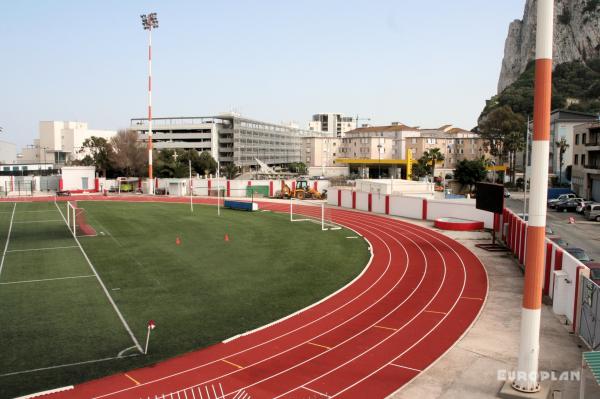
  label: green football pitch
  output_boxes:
[0,200,368,398]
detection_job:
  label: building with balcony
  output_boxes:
[572,121,600,201]
[130,113,328,169]
[520,110,599,181]
[308,113,357,138]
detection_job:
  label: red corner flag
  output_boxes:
[148,320,156,330]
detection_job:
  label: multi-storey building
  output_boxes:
[300,137,341,168]
[130,113,328,169]
[571,121,600,201]
[308,113,357,138]
[520,110,599,181]
[20,121,116,166]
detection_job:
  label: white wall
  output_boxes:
[61,166,96,191]
[389,196,422,219]
[428,199,494,228]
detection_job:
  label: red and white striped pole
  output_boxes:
[141,13,158,194]
[147,26,154,193]
[512,0,554,393]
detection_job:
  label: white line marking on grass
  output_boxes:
[13,385,74,399]
[0,354,139,377]
[0,203,16,279]
[54,202,144,354]
[6,245,78,253]
[0,275,95,285]
[13,219,63,224]
[117,345,138,358]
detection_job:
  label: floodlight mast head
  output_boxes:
[140,12,158,30]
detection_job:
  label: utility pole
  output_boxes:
[511,0,554,394]
[141,12,158,194]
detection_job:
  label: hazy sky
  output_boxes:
[0,0,525,150]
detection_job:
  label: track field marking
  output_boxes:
[0,354,139,377]
[373,325,398,332]
[0,274,95,285]
[54,202,144,354]
[425,310,447,315]
[6,245,79,253]
[389,363,421,372]
[461,296,483,301]
[308,341,332,350]
[302,385,330,397]
[221,359,243,369]
[124,373,140,385]
[0,203,16,279]
[13,219,63,224]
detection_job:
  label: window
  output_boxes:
[411,138,417,144]
[575,134,579,145]
[574,154,579,165]
[583,134,587,144]
[582,154,586,166]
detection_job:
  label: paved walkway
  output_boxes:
[389,223,585,399]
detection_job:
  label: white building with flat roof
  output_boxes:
[20,121,117,166]
[309,113,356,138]
[0,140,17,164]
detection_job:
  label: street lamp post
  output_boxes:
[141,12,158,194]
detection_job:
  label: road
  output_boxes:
[505,194,600,262]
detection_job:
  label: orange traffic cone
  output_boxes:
[224,234,230,242]
[176,236,181,245]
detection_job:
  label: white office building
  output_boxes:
[309,113,357,138]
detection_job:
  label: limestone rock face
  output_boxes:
[498,0,600,93]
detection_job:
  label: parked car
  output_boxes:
[555,198,584,212]
[549,236,568,248]
[548,193,576,208]
[586,263,600,285]
[584,203,600,222]
[565,247,593,263]
[576,200,594,214]
[504,188,511,198]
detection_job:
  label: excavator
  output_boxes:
[277,180,325,200]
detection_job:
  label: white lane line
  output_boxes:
[0,203,17,279]
[6,246,78,253]
[0,275,95,285]
[13,219,62,224]
[389,363,421,372]
[0,354,139,377]
[302,386,329,398]
[54,202,143,354]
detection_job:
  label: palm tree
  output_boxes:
[555,137,570,184]
[423,148,445,182]
[503,131,525,185]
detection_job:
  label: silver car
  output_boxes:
[584,203,600,222]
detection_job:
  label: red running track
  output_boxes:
[14,196,487,399]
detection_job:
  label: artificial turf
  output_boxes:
[0,200,368,397]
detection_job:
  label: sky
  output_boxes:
[0,0,526,151]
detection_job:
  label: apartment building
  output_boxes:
[301,137,341,168]
[406,126,486,172]
[309,113,357,138]
[571,122,600,201]
[130,113,328,169]
[20,121,117,166]
[520,110,598,180]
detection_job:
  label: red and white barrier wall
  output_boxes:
[500,208,590,332]
[327,187,494,228]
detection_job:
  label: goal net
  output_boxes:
[289,198,341,231]
[66,201,97,237]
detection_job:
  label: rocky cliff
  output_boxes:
[497,0,600,93]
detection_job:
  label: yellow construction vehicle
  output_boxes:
[277,180,325,200]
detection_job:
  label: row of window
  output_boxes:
[574,154,586,166]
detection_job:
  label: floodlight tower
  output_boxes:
[141,12,158,194]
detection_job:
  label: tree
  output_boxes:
[110,130,146,177]
[555,137,570,183]
[177,150,217,176]
[288,162,307,174]
[223,163,239,180]
[77,136,114,177]
[454,159,487,193]
[478,105,526,176]
[503,131,525,184]
[422,148,445,181]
